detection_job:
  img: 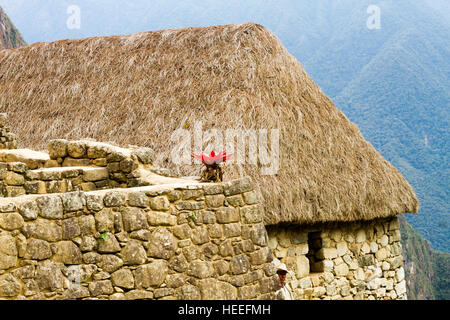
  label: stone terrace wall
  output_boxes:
[0,139,163,198]
[267,217,406,300]
[0,114,17,150]
[0,177,278,300]
[48,139,158,187]
[0,163,113,197]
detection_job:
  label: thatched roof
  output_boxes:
[0,22,418,225]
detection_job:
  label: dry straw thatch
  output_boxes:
[0,22,418,225]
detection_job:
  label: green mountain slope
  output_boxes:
[0,6,26,49]
[400,215,450,300]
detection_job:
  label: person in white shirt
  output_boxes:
[274,263,294,300]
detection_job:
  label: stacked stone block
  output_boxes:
[267,217,406,300]
[48,139,156,187]
[0,163,117,197]
[0,113,17,149]
[0,177,279,300]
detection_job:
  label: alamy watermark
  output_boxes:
[67,5,81,30]
[367,5,381,30]
[170,122,280,175]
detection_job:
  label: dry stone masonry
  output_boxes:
[267,218,407,300]
[0,177,279,300]
[0,113,17,149]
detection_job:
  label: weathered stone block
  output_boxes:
[135,260,168,288]
[4,171,25,186]
[111,269,135,289]
[181,189,204,201]
[175,201,205,211]
[191,226,210,245]
[198,279,238,300]
[169,254,189,272]
[205,194,225,208]
[24,181,46,194]
[334,263,349,277]
[207,224,223,239]
[5,186,25,197]
[86,145,108,159]
[0,202,15,213]
[251,223,268,246]
[121,207,148,231]
[250,247,272,266]
[36,195,64,219]
[88,280,114,296]
[183,245,201,262]
[24,219,62,242]
[36,260,64,291]
[130,147,155,165]
[147,227,177,259]
[48,139,68,159]
[359,254,375,267]
[67,141,86,158]
[25,239,52,260]
[316,248,338,260]
[231,254,251,275]
[124,290,154,300]
[60,192,86,212]
[375,248,389,261]
[0,211,24,230]
[121,240,147,265]
[176,284,201,300]
[98,254,123,273]
[258,275,281,294]
[202,184,223,195]
[79,236,97,252]
[54,241,82,264]
[97,233,121,253]
[0,235,17,270]
[389,256,403,270]
[83,168,109,182]
[147,211,176,226]
[104,191,127,207]
[128,192,148,208]
[149,196,170,211]
[295,255,310,278]
[202,210,216,224]
[216,207,240,224]
[240,205,262,224]
[95,208,115,233]
[0,274,21,298]
[187,260,215,279]
[223,177,253,196]
[79,215,96,236]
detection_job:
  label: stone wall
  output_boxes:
[0,162,120,197]
[0,177,278,300]
[0,139,163,198]
[48,139,157,187]
[0,113,17,149]
[267,217,407,300]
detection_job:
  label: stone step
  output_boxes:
[0,149,53,169]
[27,166,109,182]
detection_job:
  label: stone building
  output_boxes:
[0,22,419,300]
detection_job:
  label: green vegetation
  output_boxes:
[400,215,450,300]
